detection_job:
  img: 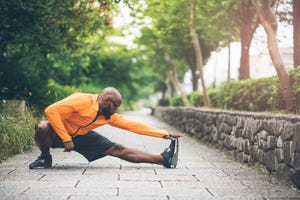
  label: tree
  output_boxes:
[294,0,300,67]
[236,0,259,79]
[252,0,297,113]
[138,0,234,107]
[136,1,191,106]
[0,0,119,107]
[189,1,211,107]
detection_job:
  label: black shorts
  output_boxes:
[52,131,115,162]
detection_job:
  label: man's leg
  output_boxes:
[104,144,164,164]
[29,121,55,169]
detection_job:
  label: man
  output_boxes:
[29,87,184,169]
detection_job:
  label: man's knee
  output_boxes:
[105,144,126,157]
[34,120,55,146]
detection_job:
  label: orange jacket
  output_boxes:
[44,93,169,142]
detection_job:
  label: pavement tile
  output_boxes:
[120,173,198,182]
[77,180,161,188]
[167,187,213,199]
[119,187,167,196]
[69,195,168,200]
[21,186,118,197]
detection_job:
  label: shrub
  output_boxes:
[290,67,300,110]
[0,108,38,162]
[208,88,220,108]
[170,95,184,107]
[158,98,170,106]
[46,80,77,104]
[189,91,204,107]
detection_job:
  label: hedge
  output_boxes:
[165,67,300,112]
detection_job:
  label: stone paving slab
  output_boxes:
[0,109,300,200]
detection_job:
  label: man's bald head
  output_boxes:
[97,87,122,119]
[98,87,122,106]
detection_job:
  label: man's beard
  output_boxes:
[102,106,112,120]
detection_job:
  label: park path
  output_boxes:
[0,109,299,200]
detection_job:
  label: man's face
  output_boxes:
[101,99,120,120]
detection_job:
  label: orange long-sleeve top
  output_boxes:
[44,93,169,142]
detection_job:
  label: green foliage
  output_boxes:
[158,98,170,106]
[45,80,77,104]
[169,68,300,113]
[0,109,37,162]
[290,67,300,109]
[214,77,283,111]
[189,91,204,107]
[170,95,184,107]
[0,0,117,109]
[207,88,220,108]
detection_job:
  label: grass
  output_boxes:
[0,108,39,162]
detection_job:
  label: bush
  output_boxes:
[290,67,300,110]
[158,98,170,106]
[182,67,300,112]
[208,89,220,108]
[170,95,184,107]
[46,80,77,105]
[189,91,204,107]
[0,108,38,162]
[214,77,283,112]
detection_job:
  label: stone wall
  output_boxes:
[154,107,300,188]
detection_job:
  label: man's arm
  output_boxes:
[45,103,75,151]
[109,114,184,139]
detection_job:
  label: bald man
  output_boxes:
[29,87,184,169]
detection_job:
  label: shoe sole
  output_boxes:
[170,138,179,169]
[29,165,52,170]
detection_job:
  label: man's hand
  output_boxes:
[164,133,185,140]
[64,141,74,152]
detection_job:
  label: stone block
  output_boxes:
[276,163,293,181]
[272,121,284,136]
[236,117,245,129]
[243,120,259,142]
[277,136,283,148]
[223,123,232,134]
[267,135,277,150]
[250,145,259,161]
[292,153,300,170]
[282,123,295,141]
[234,152,249,163]
[257,149,264,164]
[292,170,300,189]
[224,115,237,126]
[283,141,293,165]
[292,123,300,153]
[220,132,226,140]
[257,130,268,140]
[236,137,243,152]
[264,150,277,171]
[258,138,268,151]
[275,148,284,163]
[212,126,218,142]
[242,139,250,154]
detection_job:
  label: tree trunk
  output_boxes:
[294,0,300,67]
[185,52,198,91]
[189,2,211,107]
[239,0,259,80]
[164,54,190,107]
[252,0,297,113]
[227,42,231,82]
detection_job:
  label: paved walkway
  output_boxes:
[1,109,300,200]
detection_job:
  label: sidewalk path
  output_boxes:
[1,109,299,200]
